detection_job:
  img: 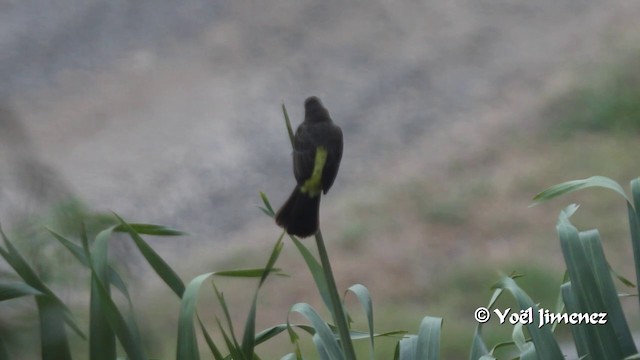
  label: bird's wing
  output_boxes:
[321,125,343,194]
[293,125,316,185]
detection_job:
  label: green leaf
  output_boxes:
[48,228,132,300]
[290,236,333,317]
[241,235,285,358]
[47,228,90,267]
[561,282,594,359]
[395,335,417,360]
[492,276,563,360]
[512,322,532,353]
[0,226,85,340]
[468,327,489,360]
[415,316,442,360]
[113,213,186,298]
[259,192,276,217]
[532,176,629,204]
[254,324,318,346]
[177,272,214,360]
[629,178,640,310]
[214,268,283,278]
[557,209,637,358]
[282,103,295,148]
[212,284,243,357]
[217,317,245,360]
[0,281,42,301]
[344,284,375,359]
[90,269,147,360]
[114,223,187,236]
[0,336,8,360]
[469,287,503,360]
[89,226,117,360]
[288,303,343,360]
[197,315,225,360]
[36,296,72,360]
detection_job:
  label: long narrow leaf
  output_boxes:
[0,281,42,301]
[468,327,490,360]
[561,282,592,359]
[558,208,636,358]
[532,176,629,204]
[114,223,186,236]
[580,230,636,355]
[47,228,90,267]
[113,213,186,297]
[415,316,442,360]
[212,284,243,356]
[290,236,333,314]
[344,284,375,359]
[289,303,343,360]
[493,276,563,359]
[197,315,225,360]
[629,178,640,311]
[0,336,8,360]
[177,272,214,360]
[241,235,284,357]
[395,335,417,360]
[48,228,131,298]
[259,192,276,218]
[89,226,117,360]
[0,227,85,339]
[90,266,147,360]
[36,296,72,360]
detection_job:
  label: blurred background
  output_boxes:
[2,0,640,358]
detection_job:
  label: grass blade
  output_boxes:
[0,227,85,339]
[114,223,187,236]
[214,268,283,278]
[48,227,132,299]
[415,316,442,360]
[344,284,375,358]
[259,192,276,218]
[395,335,417,360]
[0,281,42,301]
[532,176,629,204]
[177,272,214,360]
[241,235,284,358]
[289,303,344,360]
[91,266,147,360]
[290,236,333,314]
[197,315,225,360]
[36,296,72,360]
[629,178,640,310]
[493,276,563,360]
[580,230,636,355]
[113,213,186,298]
[313,230,356,360]
[47,228,90,266]
[561,282,592,358]
[89,226,117,360]
[468,327,489,360]
[557,208,636,358]
[212,283,243,356]
[282,103,295,147]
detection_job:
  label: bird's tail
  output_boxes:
[275,186,321,238]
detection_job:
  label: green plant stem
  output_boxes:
[282,103,295,149]
[315,229,356,359]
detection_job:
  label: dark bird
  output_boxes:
[275,96,343,238]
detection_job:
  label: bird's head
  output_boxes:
[304,96,331,122]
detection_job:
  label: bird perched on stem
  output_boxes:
[275,96,343,238]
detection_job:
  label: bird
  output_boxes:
[275,96,343,238]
